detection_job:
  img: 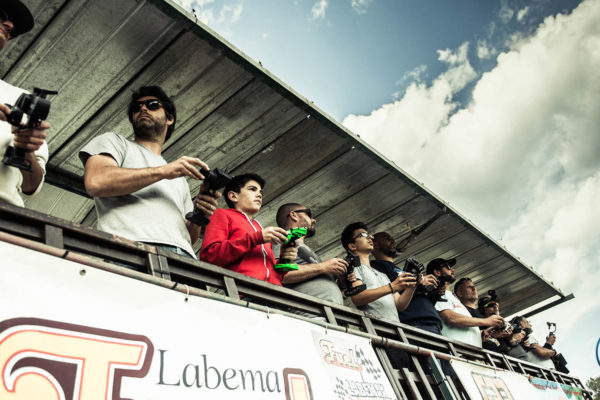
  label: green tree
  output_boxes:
[587,376,600,400]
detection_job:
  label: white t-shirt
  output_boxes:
[79,132,195,257]
[0,80,49,206]
[435,290,482,347]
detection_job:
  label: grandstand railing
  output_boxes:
[0,202,591,399]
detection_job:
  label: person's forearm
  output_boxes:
[282,263,324,284]
[186,221,202,244]
[351,285,392,307]
[532,344,555,358]
[20,152,44,194]
[395,286,416,311]
[85,165,165,197]
[440,310,485,328]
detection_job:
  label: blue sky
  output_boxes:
[174,0,599,385]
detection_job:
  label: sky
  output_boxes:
[173,0,599,384]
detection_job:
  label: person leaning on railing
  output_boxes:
[0,1,49,206]
[199,173,297,286]
[433,259,504,348]
[506,316,558,369]
[275,203,349,316]
[79,86,220,259]
[453,281,512,354]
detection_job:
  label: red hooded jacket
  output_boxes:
[199,208,283,285]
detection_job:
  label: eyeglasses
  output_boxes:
[292,209,312,219]
[353,232,374,240]
[131,99,163,113]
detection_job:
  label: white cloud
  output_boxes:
[476,40,497,60]
[352,0,374,15]
[499,0,515,23]
[217,3,243,24]
[173,0,214,11]
[311,0,328,20]
[262,32,270,39]
[517,6,530,22]
[343,0,600,379]
[198,9,214,25]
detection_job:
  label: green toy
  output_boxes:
[274,227,307,272]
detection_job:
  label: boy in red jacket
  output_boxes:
[199,173,296,285]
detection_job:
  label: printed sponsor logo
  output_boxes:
[471,371,514,400]
[0,317,153,400]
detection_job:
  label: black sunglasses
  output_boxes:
[292,208,312,219]
[131,99,163,113]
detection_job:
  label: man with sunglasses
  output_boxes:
[340,222,417,322]
[79,86,219,258]
[1,1,50,206]
[275,203,349,314]
[432,260,504,347]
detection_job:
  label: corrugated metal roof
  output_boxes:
[2,0,569,316]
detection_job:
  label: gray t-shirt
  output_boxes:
[79,132,195,257]
[284,244,344,306]
[354,263,400,323]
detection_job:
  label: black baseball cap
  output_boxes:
[1,0,34,38]
[426,257,456,274]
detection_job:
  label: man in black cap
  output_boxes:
[0,0,50,206]
[432,258,504,347]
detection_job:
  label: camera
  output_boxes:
[404,257,443,302]
[403,257,424,276]
[3,88,57,171]
[342,252,366,297]
[186,168,233,225]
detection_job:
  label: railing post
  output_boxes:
[361,317,407,400]
[44,225,64,248]
[146,253,171,280]
[428,355,461,400]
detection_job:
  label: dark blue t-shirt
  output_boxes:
[370,259,401,282]
[371,259,442,327]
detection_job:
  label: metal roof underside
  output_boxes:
[1,0,569,316]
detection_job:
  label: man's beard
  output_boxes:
[440,273,456,284]
[133,114,165,142]
[305,224,316,238]
[383,247,397,258]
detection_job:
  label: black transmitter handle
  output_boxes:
[186,168,233,226]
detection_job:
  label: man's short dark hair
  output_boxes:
[454,277,472,295]
[223,173,266,208]
[341,222,368,251]
[276,203,302,228]
[128,86,177,142]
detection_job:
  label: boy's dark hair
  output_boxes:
[341,222,368,251]
[128,86,177,142]
[223,173,266,208]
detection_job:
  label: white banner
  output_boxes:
[0,241,396,400]
[452,359,584,400]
